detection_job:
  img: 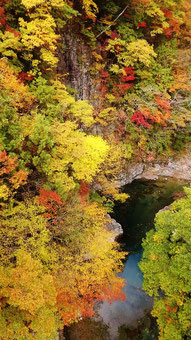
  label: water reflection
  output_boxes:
[98,253,153,340]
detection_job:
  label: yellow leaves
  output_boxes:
[94,62,103,70]
[95,141,131,200]
[21,0,44,9]
[109,64,120,74]
[19,0,63,67]
[19,14,58,50]
[52,80,75,108]
[0,250,59,339]
[49,121,109,194]
[170,67,191,92]
[114,193,129,203]
[106,37,157,72]
[179,0,191,44]
[98,107,117,124]
[99,16,115,26]
[105,93,116,103]
[0,59,34,110]
[73,135,109,181]
[0,200,52,265]
[92,51,103,61]
[138,134,147,150]
[125,39,157,67]
[82,202,107,230]
[176,299,184,306]
[69,100,94,127]
[19,13,59,67]
[0,31,22,59]
[0,250,54,314]
[0,150,28,202]
[40,48,58,66]
[0,185,9,201]
[22,0,66,10]
[82,0,98,20]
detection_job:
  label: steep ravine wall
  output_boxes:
[116,150,191,187]
[57,31,99,102]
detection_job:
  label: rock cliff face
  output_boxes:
[58,31,98,102]
[136,153,191,181]
[106,214,123,242]
[116,151,191,187]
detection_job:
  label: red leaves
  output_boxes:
[138,21,147,28]
[38,188,63,221]
[123,13,130,18]
[163,10,172,18]
[79,181,90,202]
[164,28,172,40]
[99,65,135,98]
[116,67,135,95]
[38,188,63,206]
[121,75,135,82]
[124,67,135,75]
[131,110,151,128]
[131,97,171,129]
[57,278,126,326]
[110,30,119,40]
[116,83,134,94]
[154,96,171,111]
[0,3,20,36]
[99,70,110,97]
[99,84,107,97]
[165,302,178,313]
[161,9,180,39]
[18,72,34,83]
[57,289,96,326]
[100,70,110,83]
[5,24,20,37]
[0,6,6,27]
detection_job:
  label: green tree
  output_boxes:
[140,187,191,340]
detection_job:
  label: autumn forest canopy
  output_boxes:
[0,0,191,339]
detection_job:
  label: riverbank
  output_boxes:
[65,177,190,340]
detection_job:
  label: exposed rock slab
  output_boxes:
[137,152,191,181]
[116,163,144,187]
[106,214,123,242]
[116,151,191,187]
[158,205,171,213]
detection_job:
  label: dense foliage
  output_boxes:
[140,188,191,340]
[0,0,191,338]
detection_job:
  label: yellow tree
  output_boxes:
[48,121,109,196]
[19,0,76,68]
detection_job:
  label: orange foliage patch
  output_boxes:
[0,59,34,111]
[38,188,63,221]
[0,150,17,175]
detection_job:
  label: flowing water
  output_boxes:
[66,177,188,340]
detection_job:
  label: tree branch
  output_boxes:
[96,4,129,39]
